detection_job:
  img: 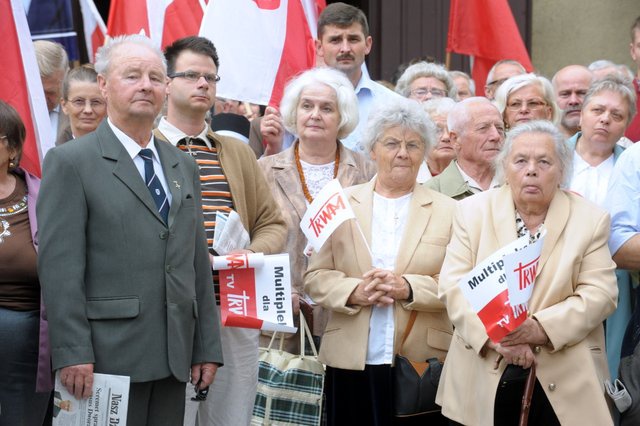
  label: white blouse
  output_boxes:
[366,191,412,365]
[569,151,614,207]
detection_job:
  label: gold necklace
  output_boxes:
[294,141,340,203]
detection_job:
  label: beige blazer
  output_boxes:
[258,142,375,335]
[304,180,455,370]
[436,185,617,425]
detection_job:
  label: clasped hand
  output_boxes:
[348,268,410,307]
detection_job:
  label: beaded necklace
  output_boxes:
[294,141,340,203]
[0,194,27,217]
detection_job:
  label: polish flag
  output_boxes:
[0,0,53,177]
[79,0,107,62]
[107,0,150,39]
[161,0,207,49]
[200,0,317,107]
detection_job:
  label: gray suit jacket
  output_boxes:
[37,120,223,383]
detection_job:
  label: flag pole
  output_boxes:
[445,51,451,70]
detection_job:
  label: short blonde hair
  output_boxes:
[494,73,559,125]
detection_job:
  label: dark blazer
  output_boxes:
[37,120,223,383]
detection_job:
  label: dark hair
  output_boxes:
[0,100,26,169]
[632,16,640,41]
[164,36,220,75]
[317,2,369,38]
[62,65,98,100]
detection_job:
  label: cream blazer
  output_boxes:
[304,180,455,370]
[436,185,617,425]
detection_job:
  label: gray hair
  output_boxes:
[486,60,526,85]
[362,97,436,152]
[494,73,560,125]
[495,120,572,188]
[280,67,358,139]
[447,97,497,134]
[422,97,456,119]
[34,40,69,77]
[449,70,476,97]
[588,59,617,72]
[395,62,457,99]
[583,75,637,125]
[95,34,167,76]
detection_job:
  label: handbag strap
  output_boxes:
[398,310,418,355]
[299,311,319,358]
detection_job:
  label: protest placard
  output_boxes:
[458,232,545,342]
[52,372,129,426]
[216,252,296,333]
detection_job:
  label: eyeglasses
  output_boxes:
[506,99,548,111]
[68,98,106,109]
[169,71,221,84]
[380,139,424,152]
[410,87,447,99]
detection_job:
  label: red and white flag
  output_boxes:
[0,0,53,177]
[107,0,207,49]
[79,0,106,62]
[199,0,317,107]
[300,179,355,252]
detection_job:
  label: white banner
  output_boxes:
[300,179,355,252]
[52,372,129,426]
[503,235,545,305]
[217,253,296,333]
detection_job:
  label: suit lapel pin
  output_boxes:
[173,181,181,189]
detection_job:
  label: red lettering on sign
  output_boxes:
[308,192,346,238]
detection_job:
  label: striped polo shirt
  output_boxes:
[156,118,235,302]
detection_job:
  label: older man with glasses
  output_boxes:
[484,59,526,100]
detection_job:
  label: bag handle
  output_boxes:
[299,311,319,358]
[398,310,418,356]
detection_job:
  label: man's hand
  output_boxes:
[191,363,219,390]
[59,363,94,399]
[261,107,285,155]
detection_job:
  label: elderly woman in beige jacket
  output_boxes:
[304,98,455,425]
[436,121,617,425]
[259,67,375,341]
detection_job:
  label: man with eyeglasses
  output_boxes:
[427,97,505,199]
[552,65,594,139]
[156,36,286,426]
[484,59,526,100]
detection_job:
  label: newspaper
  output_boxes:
[213,210,250,255]
[52,371,130,426]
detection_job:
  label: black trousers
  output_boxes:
[326,365,448,426]
[127,376,186,426]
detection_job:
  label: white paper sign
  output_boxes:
[300,179,355,252]
[52,372,129,426]
[503,233,545,305]
[216,253,297,333]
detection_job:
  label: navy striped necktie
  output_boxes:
[138,148,169,223]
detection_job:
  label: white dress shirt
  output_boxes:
[457,162,500,192]
[569,151,614,207]
[366,192,411,365]
[107,118,172,205]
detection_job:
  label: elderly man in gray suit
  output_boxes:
[37,34,223,425]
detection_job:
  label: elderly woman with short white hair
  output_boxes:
[259,67,375,344]
[305,97,454,425]
[494,73,559,130]
[417,97,457,182]
[395,61,457,102]
[437,120,617,425]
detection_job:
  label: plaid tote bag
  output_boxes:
[251,314,324,426]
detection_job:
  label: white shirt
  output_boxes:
[157,117,210,148]
[107,118,172,205]
[49,105,60,139]
[366,192,411,365]
[570,151,614,207]
[341,68,403,155]
[457,162,500,193]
